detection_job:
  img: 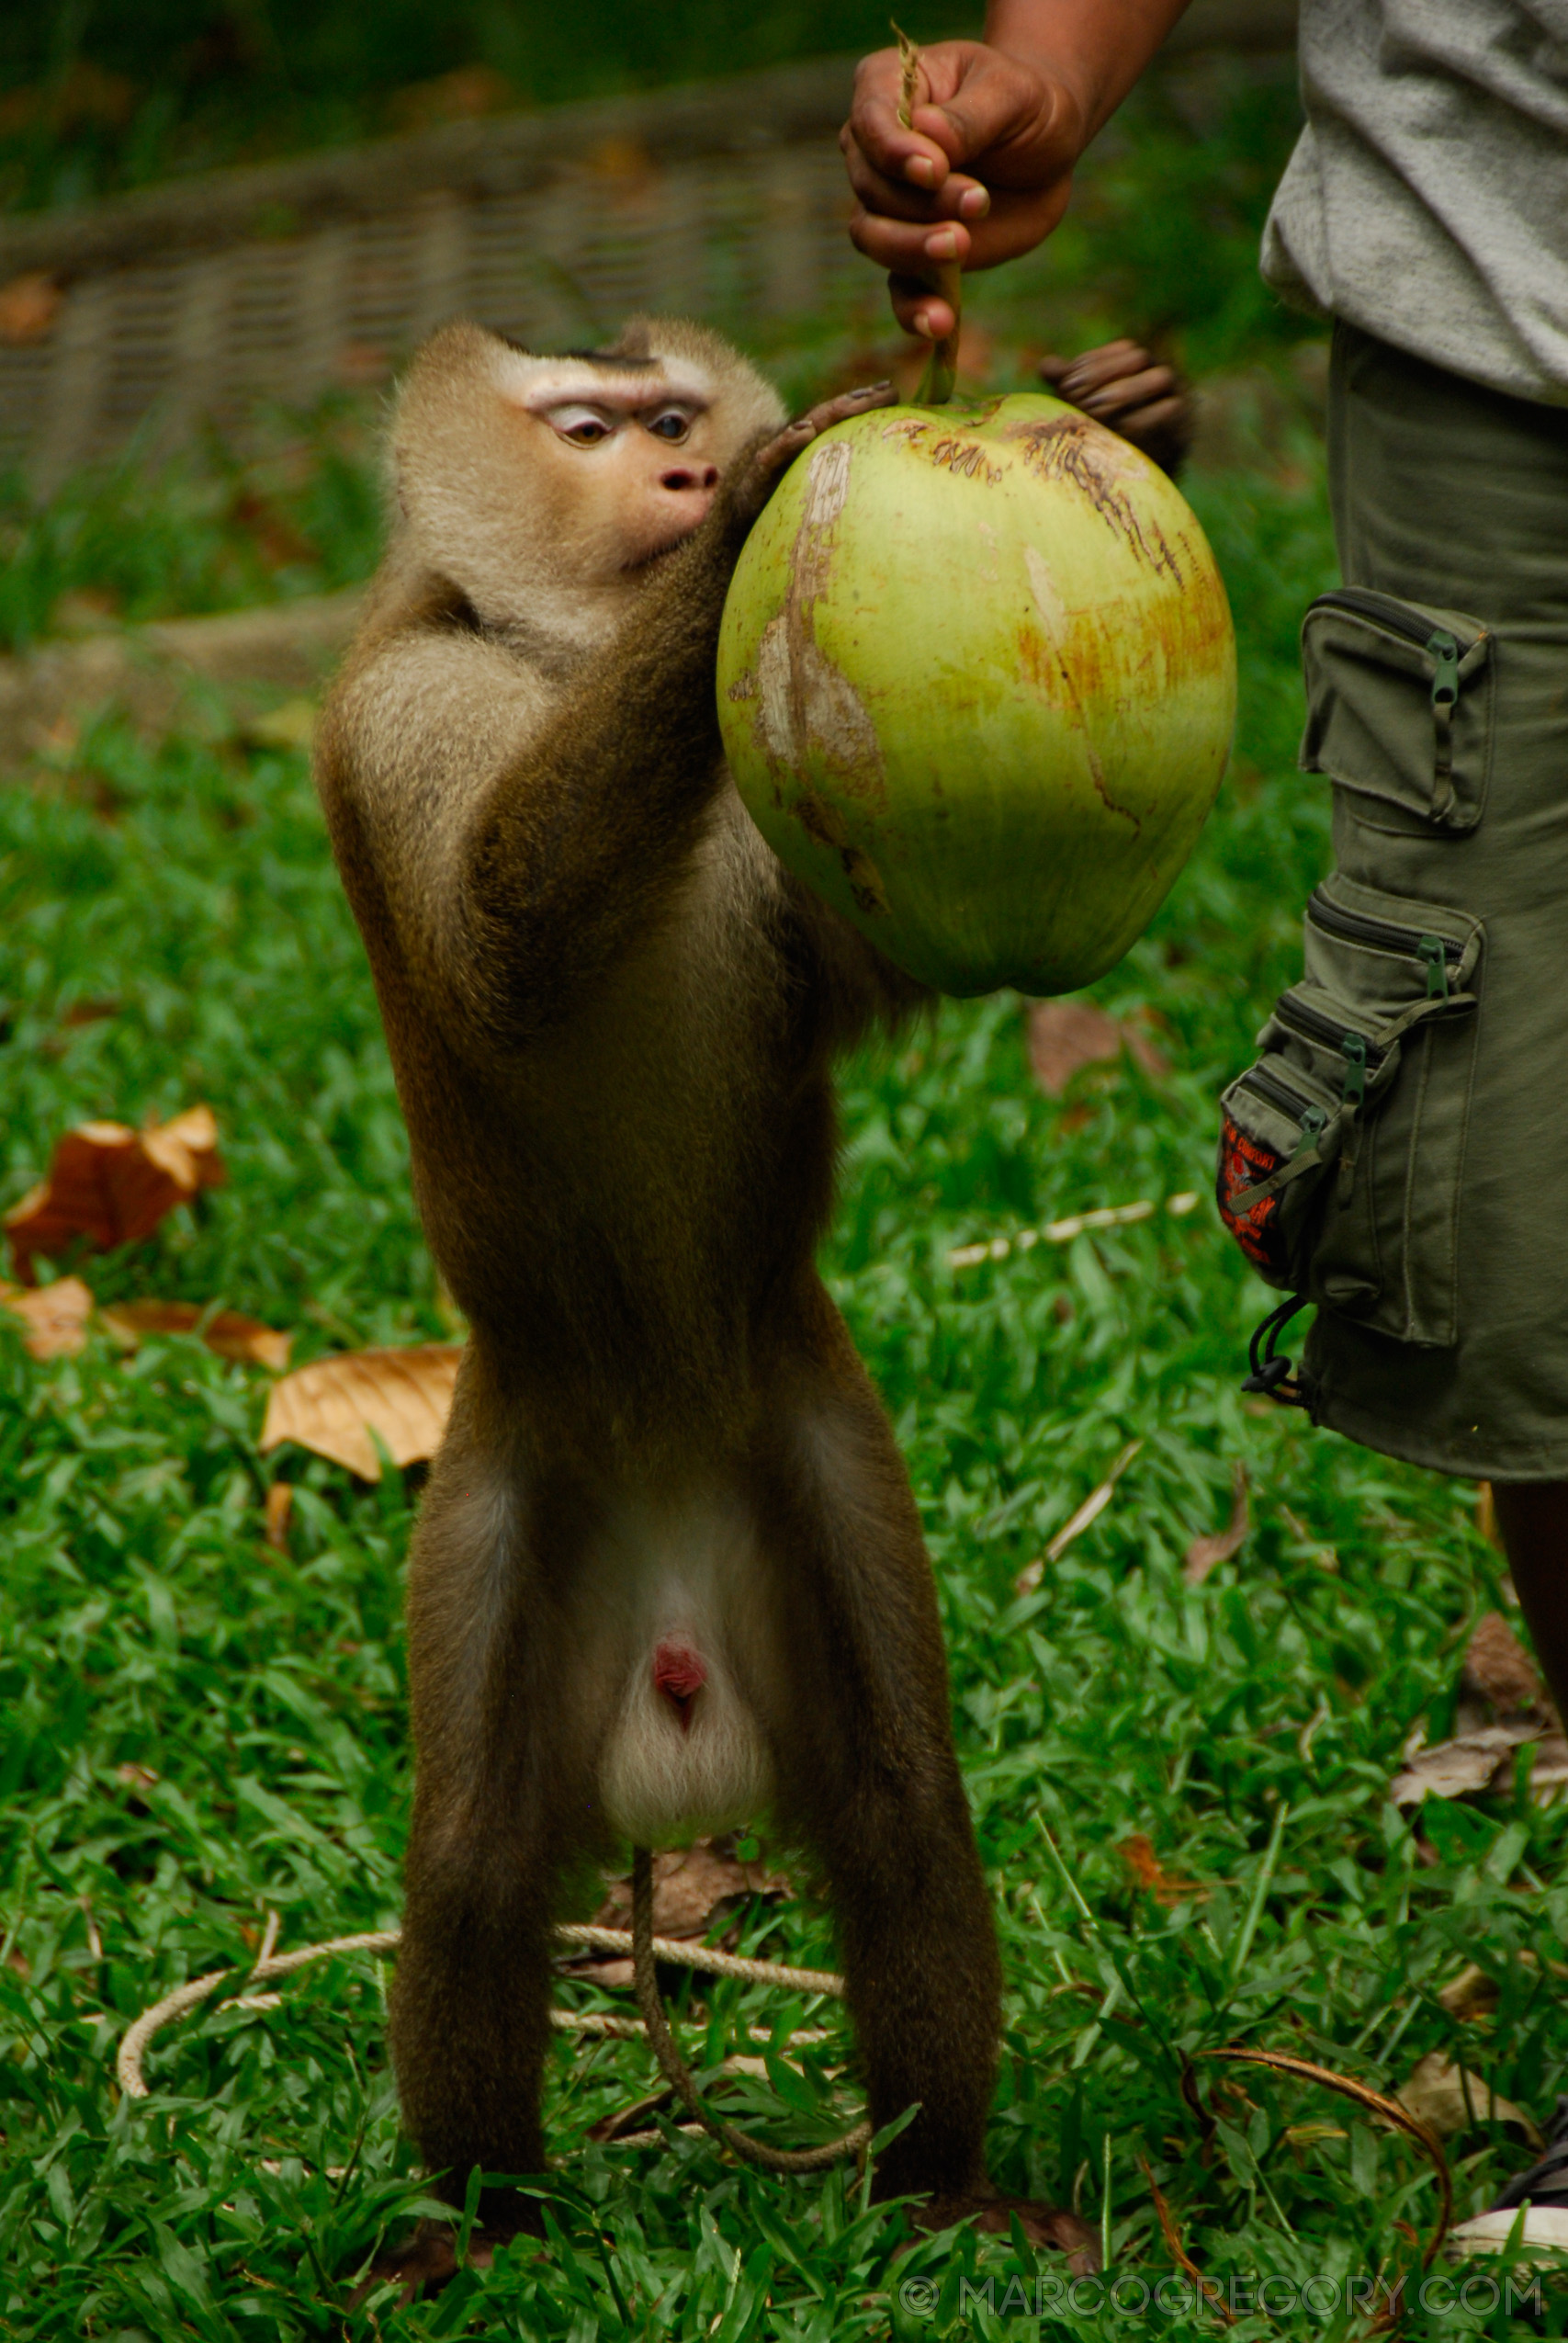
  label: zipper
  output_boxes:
[1240,1064,1328,1125]
[1310,590,1463,718]
[1307,891,1460,1000]
[1272,991,1387,1068]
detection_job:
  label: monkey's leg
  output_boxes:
[757,1343,1002,2206]
[370,1438,589,2292]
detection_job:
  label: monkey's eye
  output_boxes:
[546,404,616,446]
[645,408,693,443]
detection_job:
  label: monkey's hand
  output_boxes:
[1038,340,1191,477]
[729,381,897,525]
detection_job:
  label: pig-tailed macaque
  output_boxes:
[318,314,1173,2287]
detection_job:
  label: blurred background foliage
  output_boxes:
[3,0,984,211]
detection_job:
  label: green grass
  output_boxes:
[4,399,1568,2341]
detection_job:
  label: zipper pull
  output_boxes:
[1340,1033,1367,1105]
[1418,934,1450,1000]
[1427,629,1460,712]
[1291,1104,1328,1159]
[1427,629,1460,816]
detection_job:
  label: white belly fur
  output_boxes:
[591,1482,775,1848]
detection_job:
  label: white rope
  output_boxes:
[116,1920,845,2101]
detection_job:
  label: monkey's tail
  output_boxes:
[631,1845,872,2173]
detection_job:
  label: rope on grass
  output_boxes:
[629,1846,871,2172]
[116,1903,852,2134]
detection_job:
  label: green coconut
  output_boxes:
[716,391,1235,997]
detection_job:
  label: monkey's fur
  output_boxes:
[317,315,1013,2258]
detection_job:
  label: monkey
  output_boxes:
[315,314,1189,2292]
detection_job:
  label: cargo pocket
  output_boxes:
[1301,588,1494,832]
[1217,872,1483,1347]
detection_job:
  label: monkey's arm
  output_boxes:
[320,385,893,1046]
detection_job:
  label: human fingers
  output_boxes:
[845,49,959,196]
[848,206,975,280]
[885,272,958,342]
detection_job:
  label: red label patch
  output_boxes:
[1216,1113,1289,1281]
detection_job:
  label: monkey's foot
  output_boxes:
[349,2218,499,2306]
[918,2191,1101,2277]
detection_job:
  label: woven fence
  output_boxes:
[0,1,1296,489]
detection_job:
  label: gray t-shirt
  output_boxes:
[1262,0,1568,403]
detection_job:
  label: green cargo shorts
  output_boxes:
[1218,323,1568,1481]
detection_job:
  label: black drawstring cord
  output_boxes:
[1242,1294,1315,1409]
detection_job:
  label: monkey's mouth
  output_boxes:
[623,521,707,574]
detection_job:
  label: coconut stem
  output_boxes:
[893,22,961,406]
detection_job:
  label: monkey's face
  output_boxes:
[390,322,786,651]
[520,368,724,582]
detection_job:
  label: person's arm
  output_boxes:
[840,0,1194,337]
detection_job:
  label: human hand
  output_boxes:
[841,39,1084,340]
[1039,340,1191,475]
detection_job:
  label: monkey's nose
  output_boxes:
[661,465,719,492]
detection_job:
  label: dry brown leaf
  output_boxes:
[0,1274,93,1359]
[592,1839,791,1940]
[101,1298,291,1371]
[264,1483,294,1552]
[1025,1001,1122,1095]
[1183,1463,1250,1587]
[259,1342,463,1479]
[1389,1720,1568,1806]
[572,1839,792,1986]
[1396,2052,1543,2150]
[1461,1612,1549,1721]
[0,270,62,345]
[1024,1001,1168,1097]
[5,1104,225,1282]
[1118,1834,1207,1907]
[1438,1963,1501,2021]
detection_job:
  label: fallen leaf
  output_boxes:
[1389,1721,1568,1805]
[1024,1001,1168,1097]
[1015,1441,1142,1594]
[1396,2052,1543,2149]
[1437,1950,1568,2021]
[1025,1001,1122,1095]
[1183,1463,1250,1587]
[115,1762,159,1794]
[5,1104,225,1282]
[259,1343,463,1479]
[0,270,62,345]
[0,1275,93,1359]
[1461,1612,1549,1721]
[591,1839,791,1942]
[569,1837,792,1986]
[101,1298,291,1371]
[264,1483,294,1552]
[1118,1833,1207,1906]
